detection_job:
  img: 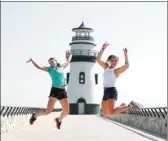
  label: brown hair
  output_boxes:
[48,57,57,62]
[48,57,61,67]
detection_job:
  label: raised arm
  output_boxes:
[26,58,48,72]
[63,52,72,69]
[114,48,129,77]
[96,42,109,69]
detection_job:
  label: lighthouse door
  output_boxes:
[77,98,86,115]
[78,103,84,114]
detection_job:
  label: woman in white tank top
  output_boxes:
[97,42,141,117]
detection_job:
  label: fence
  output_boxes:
[122,107,167,119]
[1,106,62,133]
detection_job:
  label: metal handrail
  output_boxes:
[72,36,94,41]
[66,50,98,57]
[121,107,167,119]
[0,106,62,117]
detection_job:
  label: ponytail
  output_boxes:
[57,63,61,67]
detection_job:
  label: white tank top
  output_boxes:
[103,67,117,87]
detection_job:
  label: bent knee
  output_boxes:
[64,110,70,115]
[102,112,109,117]
[45,110,52,115]
[62,108,69,115]
[109,110,116,116]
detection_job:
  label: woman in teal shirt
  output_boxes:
[26,53,72,129]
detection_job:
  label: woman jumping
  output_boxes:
[97,42,141,117]
[26,53,72,129]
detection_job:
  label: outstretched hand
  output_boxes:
[102,41,109,49]
[123,48,128,54]
[26,58,32,63]
[66,52,72,61]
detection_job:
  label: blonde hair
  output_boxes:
[106,55,119,62]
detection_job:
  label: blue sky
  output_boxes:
[1,2,167,108]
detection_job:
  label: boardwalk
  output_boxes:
[1,112,166,141]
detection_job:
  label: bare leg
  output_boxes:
[108,99,129,116]
[101,100,110,117]
[57,98,69,122]
[35,97,57,118]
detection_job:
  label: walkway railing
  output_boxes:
[105,107,167,137]
[1,106,62,133]
[121,107,167,119]
[66,49,98,57]
[0,106,62,117]
[72,36,94,41]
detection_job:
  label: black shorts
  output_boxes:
[103,87,118,101]
[49,87,68,100]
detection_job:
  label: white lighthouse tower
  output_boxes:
[66,22,100,115]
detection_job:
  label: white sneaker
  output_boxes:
[120,103,127,106]
[128,101,142,110]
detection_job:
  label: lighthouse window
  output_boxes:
[95,73,98,84]
[79,72,85,84]
[66,73,70,84]
[81,32,85,37]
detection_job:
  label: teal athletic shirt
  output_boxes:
[47,65,66,87]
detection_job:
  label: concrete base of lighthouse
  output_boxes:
[69,103,100,115]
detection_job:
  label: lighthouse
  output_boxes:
[66,22,100,115]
